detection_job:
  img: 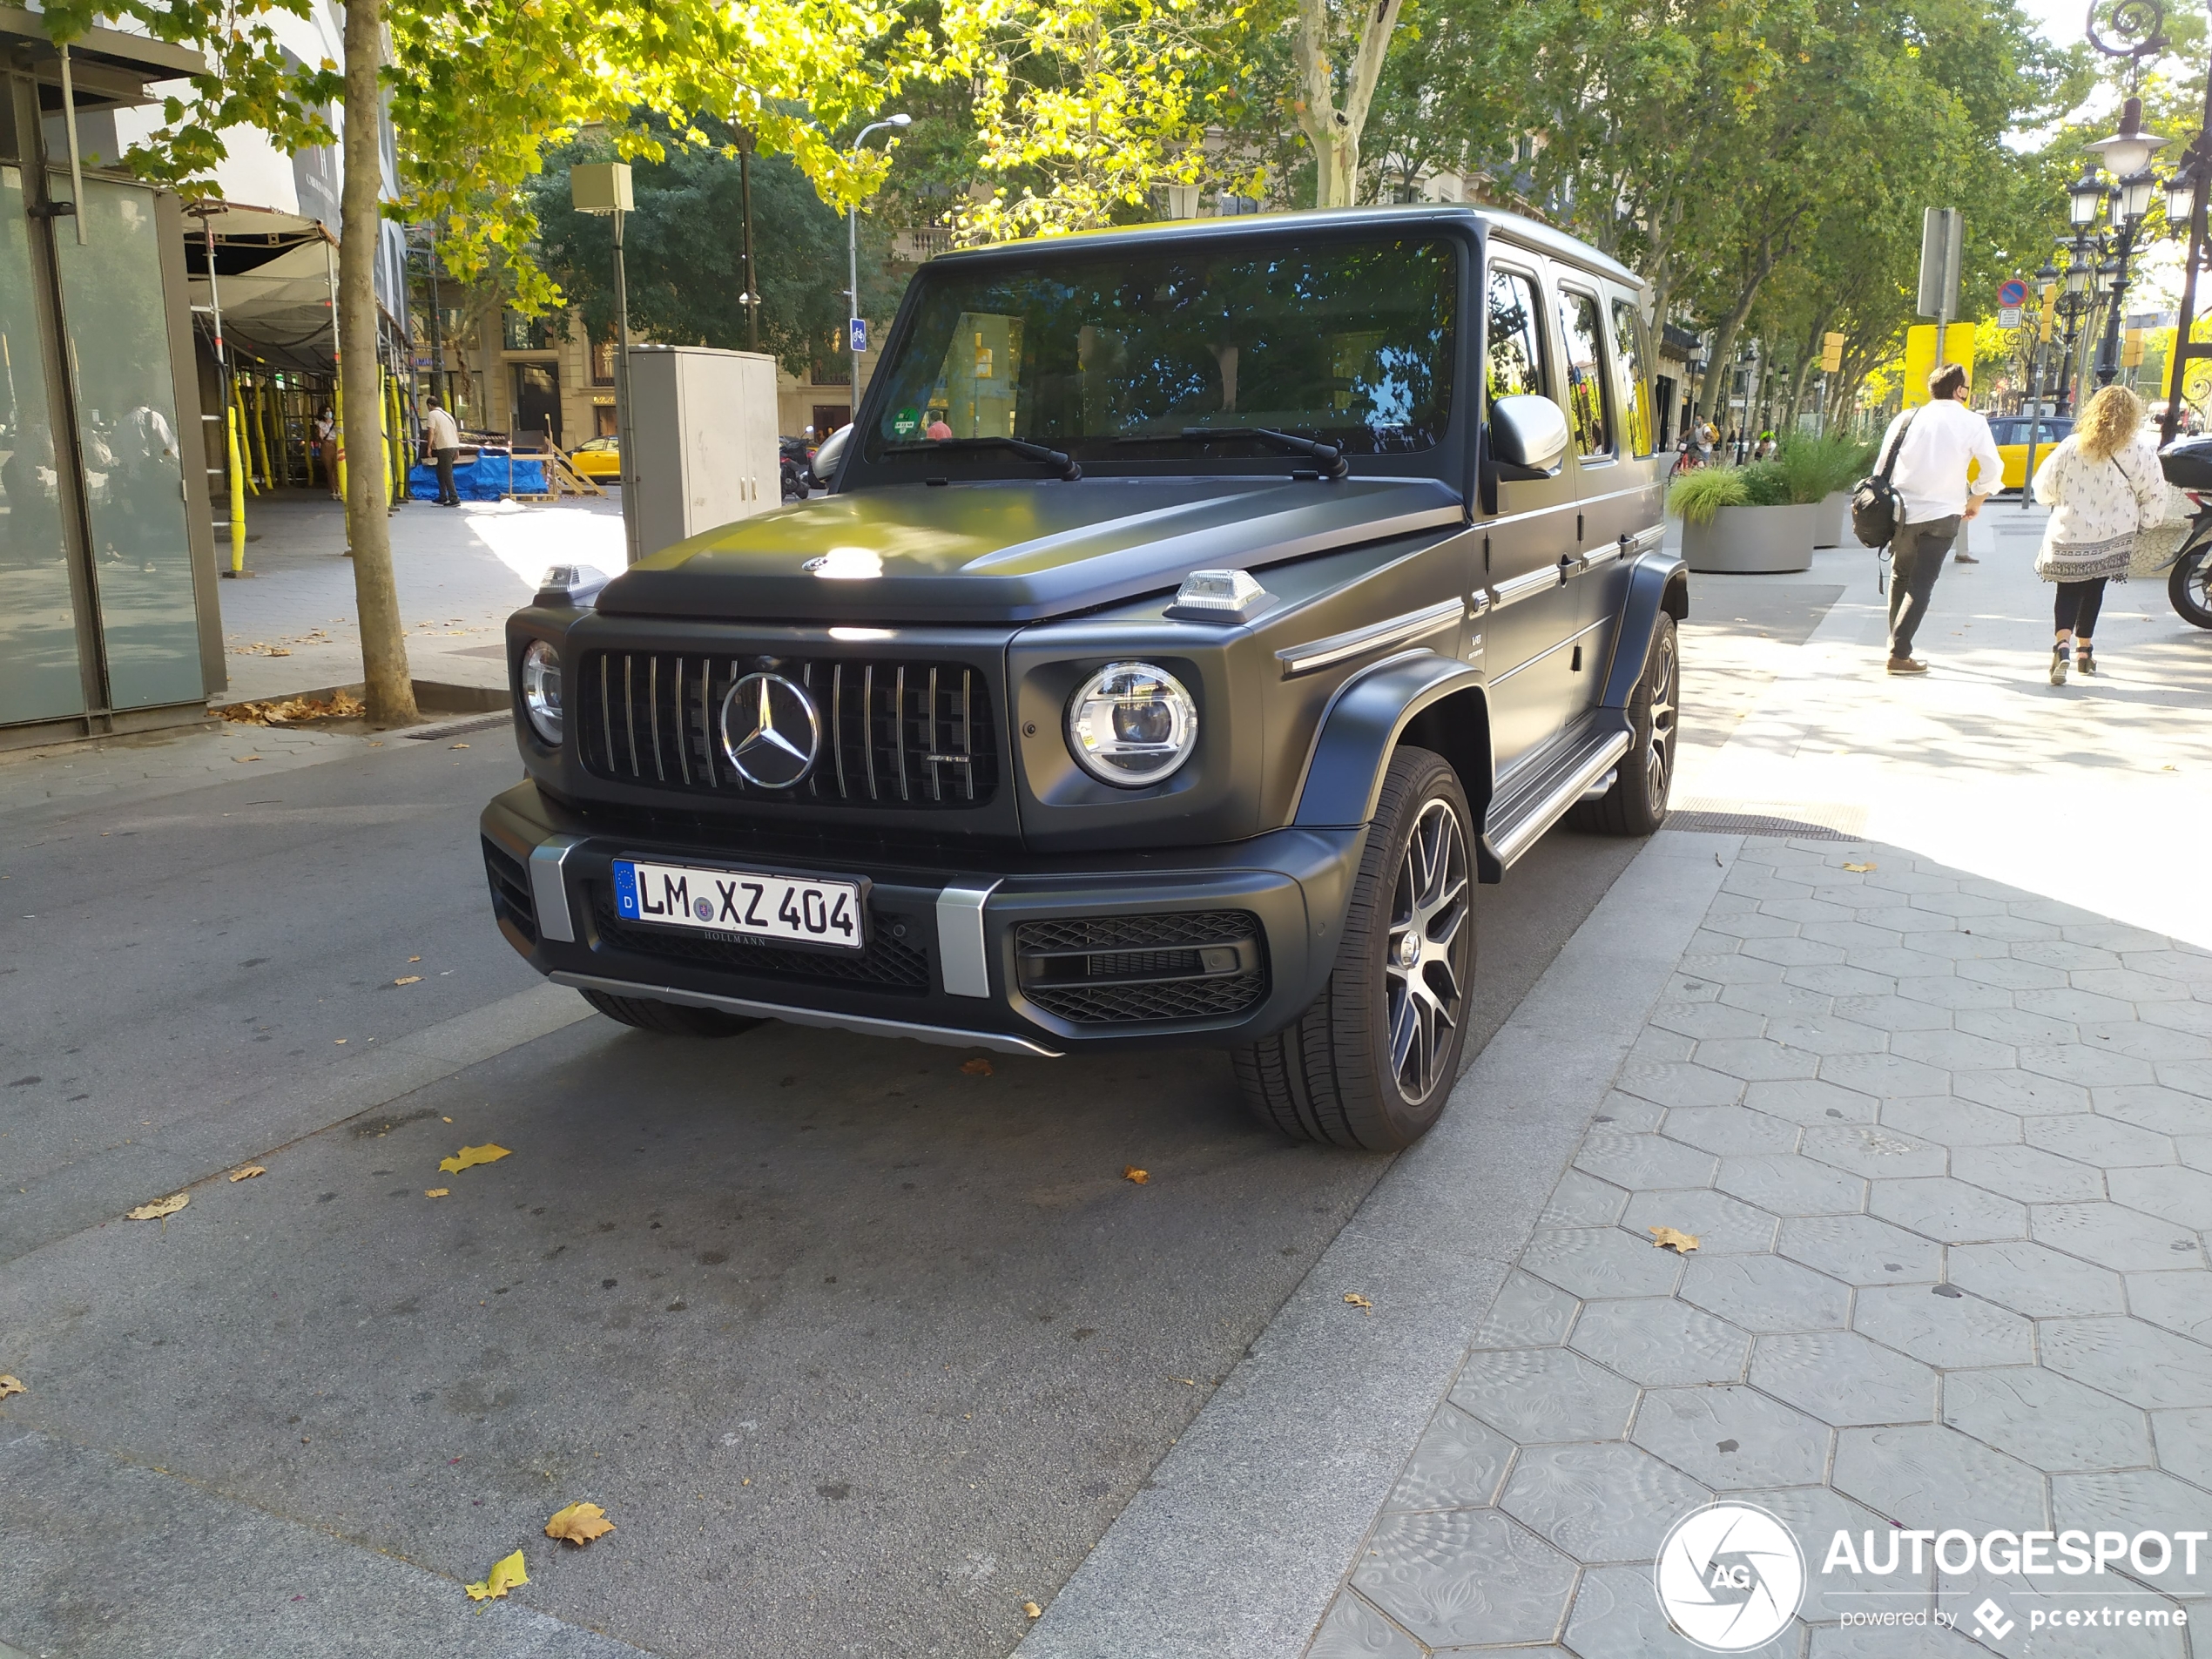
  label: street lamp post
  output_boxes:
[737,127,760,354]
[571,161,639,566]
[846,113,909,431]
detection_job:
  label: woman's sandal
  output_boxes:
[2050,644,2070,686]
[2075,644,2096,678]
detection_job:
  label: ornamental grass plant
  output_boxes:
[1665,466,1747,525]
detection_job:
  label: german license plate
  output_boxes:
[612,859,864,951]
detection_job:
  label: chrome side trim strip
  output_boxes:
[1489,566,1561,609]
[1278,597,1463,677]
[1487,616,1609,686]
[1624,523,1668,556]
[529,835,584,943]
[936,880,1001,998]
[1490,731,1631,867]
[551,970,1062,1057]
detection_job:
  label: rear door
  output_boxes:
[1479,255,1583,772]
[1572,280,1666,697]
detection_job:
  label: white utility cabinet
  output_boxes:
[625,345,781,559]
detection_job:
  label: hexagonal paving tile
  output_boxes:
[1569,1295,1750,1386]
[1953,1006,2080,1047]
[1476,1271,1584,1349]
[1352,1508,1579,1649]
[2051,1468,2212,1595]
[2127,1271,2212,1345]
[1385,1402,1520,1513]
[1832,1423,2049,1534]
[1662,1105,1801,1157]
[1308,1591,1426,1659]
[1679,1254,1851,1332]
[1853,1283,2033,1368]
[1879,1096,2020,1146]
[2076,1022,2212,1063]
[2012,939,2124,973]
[1633,1383,1832,1493]
[2125,948,2212,985]
[2109,1165,2212,1230]
[1651,1001,1769,1042]
[2024,1113,2175,1169]
[1622,1189,1780,1256]
[1752,1328,1938,1426]
[2095,1084,2212,1136]
[1949,1143,2106,1204]
[1739,935,1848,968]
[1800,1122,1949,1180]
[2141,1000,2212,1038]
[1943,1366,2153,1472]
[1452,1346,1639,1442]
[1539,1169,1629,1228]
[1952,1069,2090,1116]
[1521,1227,1686,1300]
[1498,1440,1709,1563]
[1894,974,2016,1012]
[1868,1177,2027,1244]
[2150,1406,2212,1492]
[2032,1202,2205,1271]
[2073,967,2193,1003]
[1946,1239,2126,1318]
[1562,1563,1803,1659]
[1719,981,1836,1019]
[1679,953,1788,988]
[1956,956,2068,991]
[1629,1028,1698,1065]
[1785,963,1900,999]
[2040,1317,2212,1408]
[2018,1042,2158,1089]
[1742,1078,1881,1125]
[1703,908,1803,941]
[1717,1154,1868,1217]
[1818,1052,1953,1100]
[1743,1482,1935,1620]
[1592,1091,1664,1131]
[1779,1213,1944,1285]
[1615,1062,1746,1111]
[1831,994,1955,1033]
[2015,985,2141,1024]
[1764,1014,1890,1056]
[1885,1027,2017,1073]
[1691,1039,1823,1083]
[1574,1131,1721,1192]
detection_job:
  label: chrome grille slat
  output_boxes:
[673,657,690,785]
[961,669,974,802]
[599,655,614,774]
[648,656,664,782]
[623,654,638,778]
[927,664,941,803]
[862,665,878,799]
[833,664,847,799]
[894,665,908,802]
[698,658,715,787]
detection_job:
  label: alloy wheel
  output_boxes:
[1645,627,1678,816]
[1385,799,1471,1106]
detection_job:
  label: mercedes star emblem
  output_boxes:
[718,672,821,789]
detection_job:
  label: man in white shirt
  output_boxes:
[424,396,462,507]
[1875,362,2001,674]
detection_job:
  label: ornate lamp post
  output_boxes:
[2161,98,2212,440]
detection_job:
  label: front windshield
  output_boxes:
[862,235,1457,470]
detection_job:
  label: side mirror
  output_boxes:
[810,423,853,488]
[1489,395,1569,480]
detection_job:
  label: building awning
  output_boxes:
[183,200,407,376]
[1660,323,1703,363]
[0,4,202,111]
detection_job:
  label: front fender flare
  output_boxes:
[1601,549,1688,709]
[1291,651,1489,830]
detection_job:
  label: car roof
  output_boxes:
[925,203,1641,291]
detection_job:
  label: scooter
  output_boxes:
[2157,438,2212,629]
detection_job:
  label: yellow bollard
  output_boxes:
[225,404,247,575]
[334,377,347,502]
[232,381,260,496]
[377,368,393,509]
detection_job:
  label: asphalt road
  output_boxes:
[0,723,1647,1658]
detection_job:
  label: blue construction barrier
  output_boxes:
[408,452,548,502]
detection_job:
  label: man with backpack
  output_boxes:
[1872,362,2001,675]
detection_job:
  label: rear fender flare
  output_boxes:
[1291,651,1491,831]
[1601,551,1688,709]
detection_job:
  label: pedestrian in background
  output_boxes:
[2031,384,2163,685]
[1874,362,2001,676]
[423,395,462,508]
[315,408,340,499]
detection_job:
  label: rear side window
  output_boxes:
[1487,269,1546,402]
[1608,296,1655,457]
[1554,287,1612,458]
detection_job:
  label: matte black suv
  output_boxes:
[480,205,1685,1150]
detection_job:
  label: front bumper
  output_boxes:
[479,782,1366,1056]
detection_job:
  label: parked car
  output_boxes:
[480,206,1683,1150]
[569,435,621,483]
[1981,415,2074,493]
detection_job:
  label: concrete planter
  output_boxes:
[1813,489,1851,549]
[1681,502,1817,574]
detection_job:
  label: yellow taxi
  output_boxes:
[569,435,621,482]
[1980,415,2073,493]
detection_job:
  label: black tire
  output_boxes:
[2172,545,2212,630]
[1232,747,1475,1151]
[579,988,764,1037]
[1569,610,1677,835]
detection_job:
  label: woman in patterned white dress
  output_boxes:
[2030,385,2165,685]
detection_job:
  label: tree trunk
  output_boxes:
[1293,0,1404,208]
[1695,231,1791,427]
[341,0,417,726]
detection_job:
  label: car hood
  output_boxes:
[594,476,1465,624]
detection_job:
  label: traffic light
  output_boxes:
[2123,327,2145,368]
[2040,286,2055,343]
[1819,332,1844,373]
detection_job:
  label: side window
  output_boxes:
[1554,287,1612,458]
[1608,295,1655,457]
[1486,269,1546,402]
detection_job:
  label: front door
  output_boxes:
[1478,257,1583,772]
[513,362,560,448]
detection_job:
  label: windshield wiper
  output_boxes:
[1116,427,1350,480]
[884,437,1081,481]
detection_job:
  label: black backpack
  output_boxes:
[1850,408,1919,549]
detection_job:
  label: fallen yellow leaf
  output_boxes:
[442,1116,453,1123]
[425,1188,449,1198]
[1123,1166,1149,1184]
[127,1193,188,1220]
[464,1548,528,1601]
[438,1144,511,1174]
[450,743,470,750]
[1023,1602,1042,1619]
[1843,861,1876,873]
[545,1501,616,1545]
[1344,1292,1373,1314]
[961,1057,994,1076]
[395,976,422,986]
[0,1375,24,1399]
[409,956,422,963]
[229,1165,266,1182]
[1649,1225,1701,1253]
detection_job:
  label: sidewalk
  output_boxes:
[1019,510,2212,1658]
[211,492,624,703]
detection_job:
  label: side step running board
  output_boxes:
[1480,718,1632,876]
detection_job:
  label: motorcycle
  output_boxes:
[2158,437,2212,629]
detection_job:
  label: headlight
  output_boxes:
[1066,661,1197,787]
[521,639,563,745]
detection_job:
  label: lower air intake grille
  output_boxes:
[483,839,538,944]
[1015,911,1266,1025]
[591,888,930,992]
